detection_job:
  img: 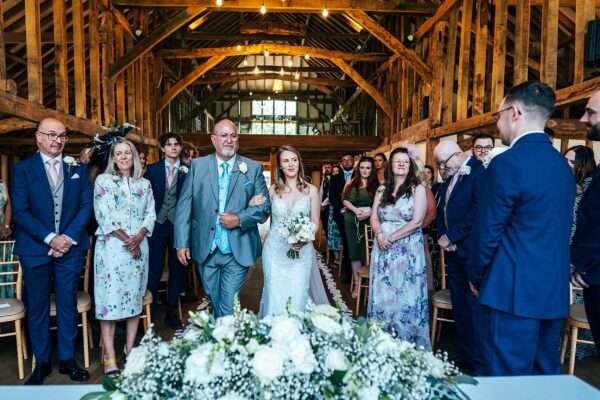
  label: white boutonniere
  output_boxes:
[458,165,471,176]
[179,165,189,174]
[63,156,79,167]
[482,147,508,169]
[238,162,248,174]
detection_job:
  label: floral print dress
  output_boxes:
[93,173,156,320]
[367,191,431,350]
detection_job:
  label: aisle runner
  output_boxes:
[315,253,352,316]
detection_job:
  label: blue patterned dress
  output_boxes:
[367,191,431,350]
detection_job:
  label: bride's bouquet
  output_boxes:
[277,212,316,259]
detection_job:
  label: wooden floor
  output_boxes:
[0,257,599,389]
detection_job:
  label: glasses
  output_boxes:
[392,160,411,166]
[473,145,494,152]
[37,130,68,142]
[492,105,521,121]
[437,152,459,167]
[212,131,238,140]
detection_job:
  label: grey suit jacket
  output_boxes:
[174,153,271,266]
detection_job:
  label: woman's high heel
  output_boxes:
[102,356,121,377]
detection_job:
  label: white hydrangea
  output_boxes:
[122,346,147,377]
[184,343,226,384]
[212,315,235,342]
[287,337,317,374]
[269,317,302,345]
[252,345,284,381]
[325,349,348,371]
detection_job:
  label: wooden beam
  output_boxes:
[0,1,5,81]
[490,0,507,110]
[443,9,458,125]
[195,73,353,88]
[415,0,460,39]
[574,0,595,83]
[472,0,488,115]
[115,26,126,123]
[211,66,340,74]
[53,0,68,112]
[0,118,37,135]
[108,6,206,80]
[514,0,530,84]
[111,0,436,13]
[157,56,225,112]
[330,58,392,118]
[89,0,102,123]
[158,44,388,63]
[181,32,369,41]
[541,0,559,88]
[555,75,600,106]
[72,0,87,118]
[456,0,473,120]
[429,22,446,125]
[345,10,433,82]
[25,0,43,104]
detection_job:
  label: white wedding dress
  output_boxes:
[260,194,329,317]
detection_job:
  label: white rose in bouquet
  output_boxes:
[313,304,340,319]
[288,337,317,374]
[252,345,284,381]
[122,346,147,377]
[311,314,342,335]
[212,315,235,342]
[270,317,302,345]
[325,348,348,371]
[358,386,381,400]
[424,353,447,379]
[245,338,260,354]
[185,343,226,384]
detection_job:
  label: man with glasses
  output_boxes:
[11,118,92,384]
[469,81,575,376]
[471,133,495,162]
[570,89,600,360]
[433,140,485,375]
[174,119,270,317]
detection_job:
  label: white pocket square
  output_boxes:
[70,173,80,179]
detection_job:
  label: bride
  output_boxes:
[259,145,327,316]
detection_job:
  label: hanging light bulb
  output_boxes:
[243,58,249,66]
[264,50,270,58]
[236,44,242,51]
[294,96,298,100]
[254,66,260,75]
[216,0,223,7]
[294,71,300,80]
[304,53,310,60]
[322,1,329,18]
[279,67,285,76]
[267,96,271,100]
[260,2,267,14]
[287,59,293,67]
[249,91,253,96]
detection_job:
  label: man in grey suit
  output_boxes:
[175,119,271,317]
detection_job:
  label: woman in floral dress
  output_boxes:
[94,138,155,375]
[368,147,430,350]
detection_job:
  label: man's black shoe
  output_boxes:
[165,310,183,330]
[58,359,90,382]
[24,362,51,385]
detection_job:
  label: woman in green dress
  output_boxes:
[342,156,379,298]
[0,180,13,298]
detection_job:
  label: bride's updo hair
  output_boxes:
[274,145,309,196]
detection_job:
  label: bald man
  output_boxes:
[174,119,270,317]
[570,89,600,357]
[11,118,92,384]
[433,140,485,374]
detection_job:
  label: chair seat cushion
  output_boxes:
[50,292,91,315]
[0,298,25,321]
[569,304,589,324]
[432,289,452,307]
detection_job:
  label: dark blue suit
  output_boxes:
[11,153,92,363]
[469,133,575,376]
[571,168,600,355]
[436,156,485,373]
[144,160,187,311]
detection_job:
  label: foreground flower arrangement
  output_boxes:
[83,303,472,400]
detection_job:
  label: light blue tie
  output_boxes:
[213,162,232,254]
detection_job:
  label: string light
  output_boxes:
[279,67,285,76]
[322,1,329,18]
[216,0,223,7]
[260,1,267,14]
[304,53,310,60]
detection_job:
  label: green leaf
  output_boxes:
[102,375,118,391]
[454,375,478,386]
[330,370,347,386]
[80,390,112,400]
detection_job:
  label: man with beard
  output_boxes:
[570,89,600,358]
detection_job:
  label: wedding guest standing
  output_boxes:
[571,89,600,359]
[135,143,149,175]
[374,153,387,184]
[368,147,429,349]
[320,162,333,235]
[12,118,92,385]
[471,133,495,162]
[181,142,198,167]
[145,133,187,330]
[0,178,13,298]
[94,138,156,376]
[342,157,378,298]
[563,145,596,241]
[326,166,343,265]
[469,81,575,376]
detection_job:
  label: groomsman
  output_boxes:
[145,133,188,330]
[471,133,495,162]
[12,118,92,384]
[571,89,600,356]
[434,140,485,374]
[469,81,575,376]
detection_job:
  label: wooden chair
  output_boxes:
[430,250,454,346]
[354,224,374,316]
[0,240,27,380]
[139,290,153,331]
[49,248,93,368]
[560,286,593,374]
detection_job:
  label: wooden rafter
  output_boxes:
[541,0,559,88]
[25,0,42,104]
[0,118,37,135]
[108,6,206,79]
[53,0,68,112]
[514,0,530,84]
[415,0,459,39]
[158,44,388,63]
[330,58,392,118]
[194,73,353,88]
[345,10,433,82]
[157,55,225,112]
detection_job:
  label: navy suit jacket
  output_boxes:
[469,133,575,319]
[144,160,187,216]
[436,156,485,262]
[11,153,92,259]
[571,168,600,285]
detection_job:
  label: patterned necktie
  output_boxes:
[167,165,175,187]
[47,159,59,187]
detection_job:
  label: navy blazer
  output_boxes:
[436,156,485,262]
[469,133,575,319]
[571,168,600,285]
[144,160,187,216]
[11,153,92,258]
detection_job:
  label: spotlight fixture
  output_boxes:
[216,0,223,7]
[260,2,267,14]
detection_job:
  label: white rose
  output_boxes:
[252,345,284,381]
[184,343,214,384]
[212,315,235,342]
[424,353,446,379]
[238,162,248,174]
[311,314,342,335]
[325,349,348,371]
[358,386,380,400]
[313,304,339,319]
[287,338,317,374]
[122,346,147,377]
[269,318,302,345]
[245,338,260,354]
[110,391,127,400]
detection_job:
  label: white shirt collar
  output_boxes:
[510,131,542,147]
[39,152,62,165]
[165,159,180,170]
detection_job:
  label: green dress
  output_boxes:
[343,187,373,262]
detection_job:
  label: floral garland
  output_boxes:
[83,303,473,400]
[315,253,352,317]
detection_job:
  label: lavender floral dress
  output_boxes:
[368,189,431,350]
[93,173,156,320]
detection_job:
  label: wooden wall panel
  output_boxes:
[490,0,507,110]
[53,0,68,112]
[72,0,87,117]
[25,0,43,104]
[472,0,488,115]
[541,0,559,88]
[514,0,530,84]
[89,0,101,123]
[442,9,458,124]
[456,0,473,120]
